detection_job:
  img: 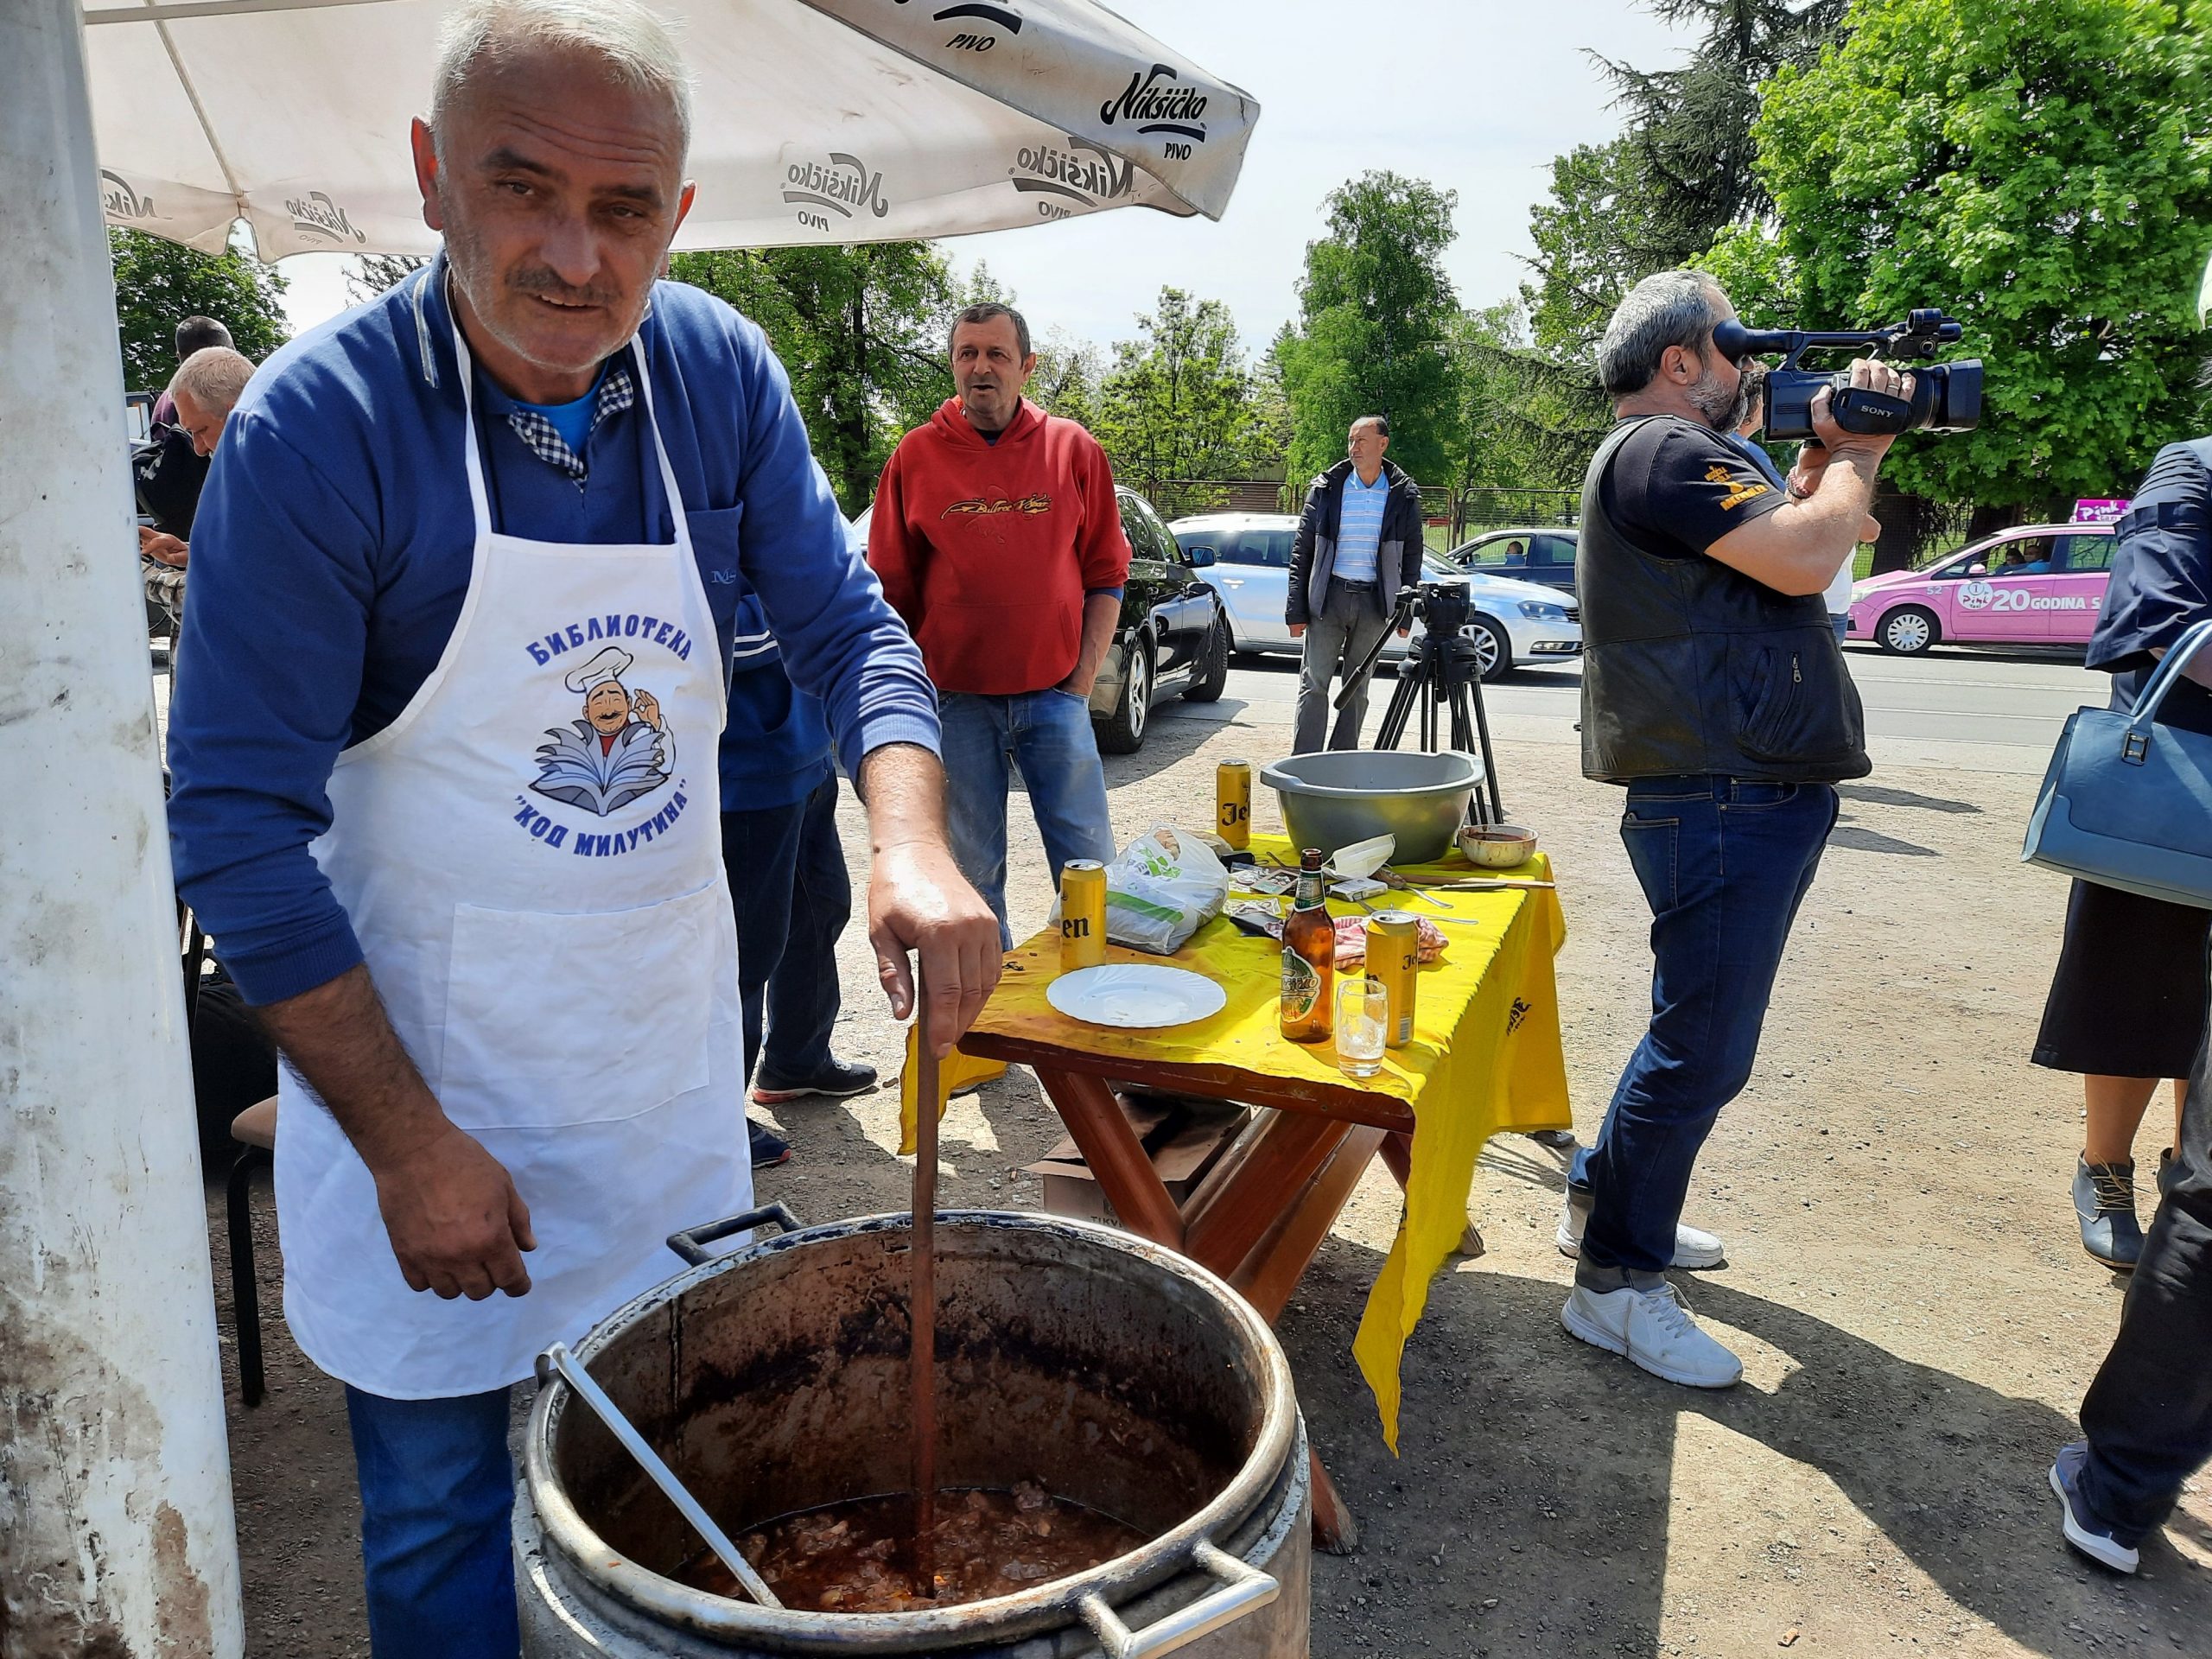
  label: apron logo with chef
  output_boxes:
[512,639,692,859]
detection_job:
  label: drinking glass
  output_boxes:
[1336,977,1387,1079]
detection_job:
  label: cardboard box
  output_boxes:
[1024,1093,1249,1227]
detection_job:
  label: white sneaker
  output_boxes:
[1561,1281,1743,1389]
[1556,1187,1725,1268]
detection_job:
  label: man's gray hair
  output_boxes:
[1598,270,1729,397]
[950,302,1031,359]
[168,346,256,416]
[430,0,692,158]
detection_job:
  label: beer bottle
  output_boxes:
[1280,847,1334,1044]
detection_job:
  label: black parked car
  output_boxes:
[1086,486,1230,753]
[1437,525,1580,596]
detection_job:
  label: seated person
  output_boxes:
[135,316,235,541]
[1503,539,1527,565]
[137,347,257,570]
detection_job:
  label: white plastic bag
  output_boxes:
[1103,824,1230,955]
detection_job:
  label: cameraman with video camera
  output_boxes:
[1560,269,1910,1389]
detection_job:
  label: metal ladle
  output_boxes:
[539,1340,783,1610]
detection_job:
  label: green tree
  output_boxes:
[671,243,955,512]
[1027,329,1105,430]
[1599,1,1847,258]
[1090,287,1266,500]
[1739,0,2212,517]
[1278,172,1461,486]
[1522,138,1684,365]
[1520,3,1847,367]
[1438,301,1599,536]
[347,253,428,305]
[110,229,289,391]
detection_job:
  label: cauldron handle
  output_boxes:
[1079,1539,1280,1657]
[666,1201,803,1267]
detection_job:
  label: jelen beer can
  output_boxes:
[1367,912,1421,1047]
[1060,860,1108,972]
[1217,759,1253,851]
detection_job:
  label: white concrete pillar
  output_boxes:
[0,2,246,1654]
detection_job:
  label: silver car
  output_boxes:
[1169,512,1582,682]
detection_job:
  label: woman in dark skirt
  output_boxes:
[2031,442,2212,1270]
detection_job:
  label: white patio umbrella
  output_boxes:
[82,0,1258,259]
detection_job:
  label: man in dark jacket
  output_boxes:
[1286,416,1424,752]
[1560,269,1904,1392]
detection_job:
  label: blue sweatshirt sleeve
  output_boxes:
[167,404,376,1006]
[721,318,939,777]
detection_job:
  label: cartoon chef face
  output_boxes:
[584,679,633,734]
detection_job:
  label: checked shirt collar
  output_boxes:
[501,364,636,486]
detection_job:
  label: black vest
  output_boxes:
[1577,416,1870,785]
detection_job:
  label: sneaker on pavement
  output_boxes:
[1561,1281,1742,1389]
[1556,1186,1726,1269]
[2073,1156,2143,1270]
[2049,1440,2139,1573]
[750,1057,880,1106]
[747,1118,791,1169]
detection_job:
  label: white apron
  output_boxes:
[276,315,751,1399]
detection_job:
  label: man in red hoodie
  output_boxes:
[869,302,1129,944]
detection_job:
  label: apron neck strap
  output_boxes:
[445,277,687,546]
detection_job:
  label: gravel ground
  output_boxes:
[207,663,2212,1656]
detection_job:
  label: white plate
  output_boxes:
[1046,964,1228,1029]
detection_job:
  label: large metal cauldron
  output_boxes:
[517,1210,1310,1657]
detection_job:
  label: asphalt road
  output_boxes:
[1160,642,2108,777]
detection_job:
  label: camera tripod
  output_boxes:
[1335,588,1508,824]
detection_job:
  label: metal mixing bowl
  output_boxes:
[1259,751,1481,865]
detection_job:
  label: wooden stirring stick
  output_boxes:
[910,985,940,1599]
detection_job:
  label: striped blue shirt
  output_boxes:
[1335,469,1389,582]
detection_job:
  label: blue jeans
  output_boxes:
[344,1384,518,1659]
[721,772,851,1084]
[1569,777,1839,1279]
[940,690,1117,949]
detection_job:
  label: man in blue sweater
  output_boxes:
[164,4,996,1652]
[720,601,876,1169]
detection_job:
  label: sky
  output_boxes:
[277,0,1690,353]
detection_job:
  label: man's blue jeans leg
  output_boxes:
[1011,688,1117,884]
[344,1383,518,1659]
[940,693,1015,947]
[943,691,1116,950]
[1568,777,1839,1279]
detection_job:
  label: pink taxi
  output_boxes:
[1847,523,2117,655]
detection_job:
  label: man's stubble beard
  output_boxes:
[440,200,646,378]
[1686,360,1752,434]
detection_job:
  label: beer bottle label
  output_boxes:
[1281,948,1322,1020]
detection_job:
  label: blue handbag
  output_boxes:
[2023,616,2212,908]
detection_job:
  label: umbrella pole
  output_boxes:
[0,4,245,1655]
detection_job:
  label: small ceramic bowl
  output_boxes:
[1459,823,1538,869]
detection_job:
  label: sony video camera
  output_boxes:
[1713,311,1982,444]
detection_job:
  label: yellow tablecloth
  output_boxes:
[899,836,1571,1451]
